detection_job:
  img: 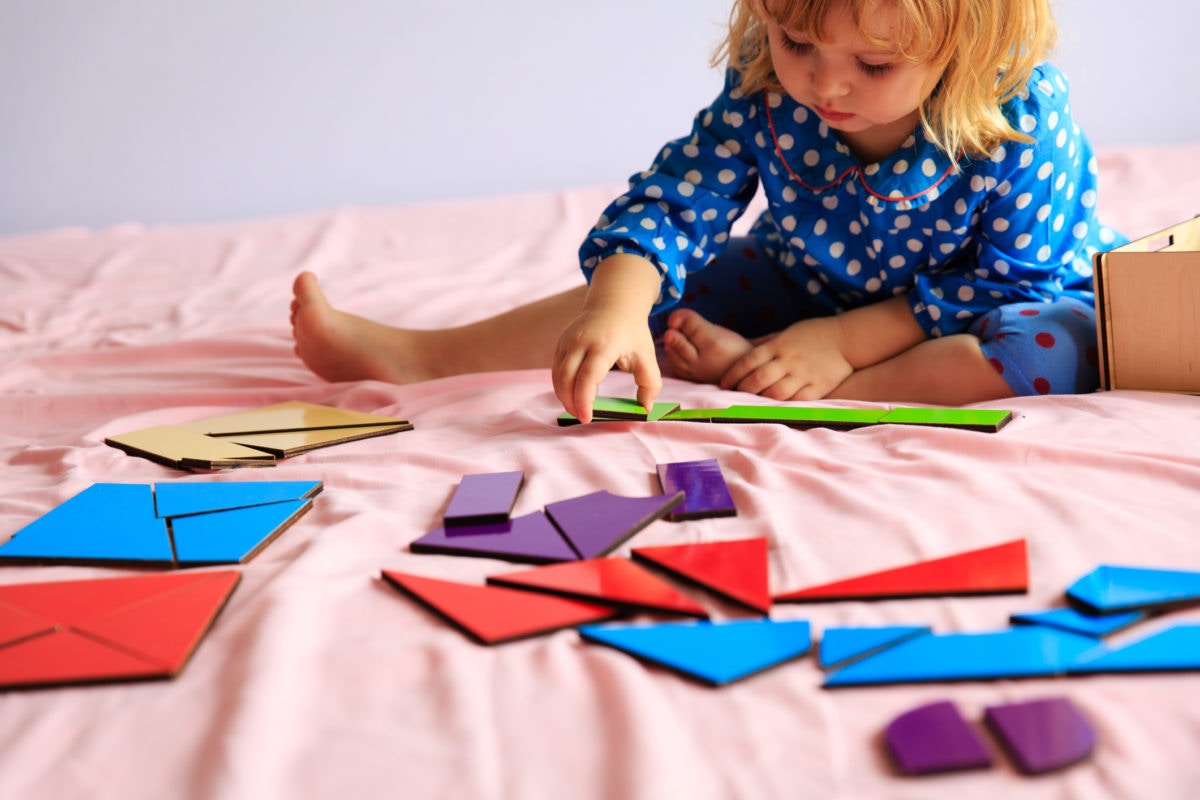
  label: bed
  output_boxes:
[2,143,1200,800]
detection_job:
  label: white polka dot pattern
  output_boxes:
[578,63,1124,336]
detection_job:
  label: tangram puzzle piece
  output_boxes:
[408,510,580,564]
[1010,606,1144,638]
[579,618,812,686]
[486,559,708,618]
[876,407,1013,433]
[0,570,240,690]
[655,459,736,521]
[817,625,931,669]
[0,480,321,567]
[102,426,276,470]
[660,408,726,422]
[443,471,525,527]
[1069,622,1200,673]
[154,480,323,517]
[544,490,684,560]
[1066,564,1200,613]
[711,405,887,430]
[631,537,771,614]
[557,396,681,425]
[0,484,174,565]
[823,626,1096,687]
[983,697,1096,775]
[775,539,1028,602]
[380,570,619,645]
[106,400,412,470]
[884,700,993,775]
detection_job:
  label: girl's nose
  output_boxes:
[811,59,850,100]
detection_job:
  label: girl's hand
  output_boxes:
[553,304,661,423]
[719,316,853,401]
[552,253,664,423]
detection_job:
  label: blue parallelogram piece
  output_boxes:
[172,499,310,565]
[0,484,174,565]
[823,626,1097,687]
[1066,564,1200,613]
[154,480,321,518]
[1069,623,1200,674]
[1010,606,1144,638]
[579,617,812,686]
[818,625,931,669]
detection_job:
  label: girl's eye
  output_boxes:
[779,34,813,55]
[857,61,893,78]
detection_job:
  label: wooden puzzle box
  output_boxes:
[4,145,1200,800]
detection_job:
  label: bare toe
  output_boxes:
[662,309,753,384]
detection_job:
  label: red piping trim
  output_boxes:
[763,89,957,204]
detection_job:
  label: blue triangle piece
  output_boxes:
[823,626,1097,687]
[1066,564,1200,613]
[818,625,931,669]
[154,480,321,518]
[1011,606,1144,638]
[409,511,579,564]
[1070,623,1200,673]
[0,484,174,565]
[172,499,310,565]
[579,618,812,686]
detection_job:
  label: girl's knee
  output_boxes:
[970,299,1099,396]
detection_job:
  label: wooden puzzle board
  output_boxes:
[1096,224,1200,392]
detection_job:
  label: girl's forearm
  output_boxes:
[583,254,663,318]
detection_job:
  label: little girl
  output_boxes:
[291,0,1123,423]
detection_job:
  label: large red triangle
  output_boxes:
[0,629,166,689]
[0,571,226,626]
[381,570,620,645]
[774,539,1028,602]
[486,559,708,617]
[631,538,771,614]
[72,571,241,672]
[0,600,57,647]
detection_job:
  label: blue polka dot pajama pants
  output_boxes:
[648,238,1100,396]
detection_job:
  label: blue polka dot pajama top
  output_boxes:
[578,62,1126,396]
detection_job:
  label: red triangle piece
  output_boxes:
[0,571,227,626]
[0,628,167,689]
[774,539,1028,602]
[631,538,772,613]
[381,570,620,645]
[0,600,58,647]
[487,559,708,618]
[72,571,241,672]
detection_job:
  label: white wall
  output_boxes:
[1,0,1196,235]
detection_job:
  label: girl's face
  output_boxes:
[766,1,944,160]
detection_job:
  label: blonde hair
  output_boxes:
[715,0,1057,160]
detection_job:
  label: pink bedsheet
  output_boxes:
[3,145,1200,799]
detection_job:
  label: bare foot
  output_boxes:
[290,271,437,384]
[662,308,754,384]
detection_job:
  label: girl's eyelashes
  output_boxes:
[778,34,814,55]
[777,31,895,78]
[857,61,893,78]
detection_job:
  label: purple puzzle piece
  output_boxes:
[656,459,736,521]
[443,471,525,527]
[544,490,684,560]
[409,510,578,564]
[884,700,993,775]
[984,697,1096,775]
